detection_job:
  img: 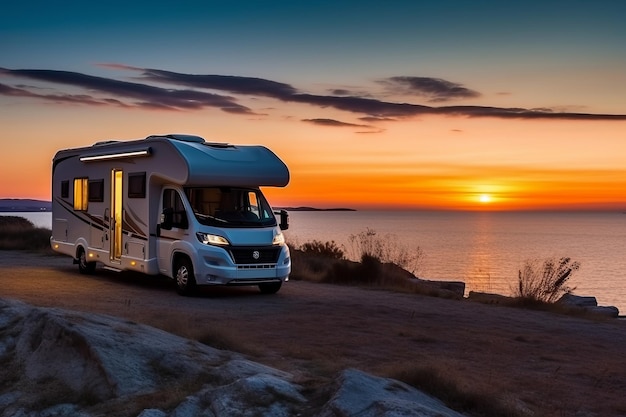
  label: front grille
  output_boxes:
[229,247,280,264]
[237,264,275,270]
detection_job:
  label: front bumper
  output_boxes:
[193,244,291,286]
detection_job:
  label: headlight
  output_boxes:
[272,232,285,246]
[196,232,230,246]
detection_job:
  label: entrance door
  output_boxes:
[110,169,123,262]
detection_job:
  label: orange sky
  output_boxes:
[2,109,624,211]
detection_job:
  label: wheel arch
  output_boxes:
[74,237,90,259]
[172,250,194,273]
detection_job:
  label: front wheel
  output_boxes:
[258,281,282,294]
[175,257,197,296]
[77,248,96,274]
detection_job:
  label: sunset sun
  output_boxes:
[479,194,492,204]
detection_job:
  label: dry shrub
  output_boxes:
[347,228,424,275]
[386,363,527,417]
[290,228,425,287]
[291,239,461,299]
[514,257,579,303]
[299,239,344,260]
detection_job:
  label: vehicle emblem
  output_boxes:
[252,250,260,260]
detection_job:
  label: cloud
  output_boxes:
[0,82,112,106]
[2,66,626,122]
[302,118,370,128]
[302,118,383,133]
[128,66,298,99]
[359,116,397,122]
[380,76,481,102]
[0,67,255,114]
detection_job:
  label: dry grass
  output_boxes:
[384,362,530,417]
[514,257,579,303]
[145,313,262,356]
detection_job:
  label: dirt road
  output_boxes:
[2,251,626,416]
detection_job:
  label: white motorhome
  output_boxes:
[50,134,291,295]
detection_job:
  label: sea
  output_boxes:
[4,210,626,313]
[283,210,626,313]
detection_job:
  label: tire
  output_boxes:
[258,281,282,294]
[175,257,197,296]
[77,247,96,274]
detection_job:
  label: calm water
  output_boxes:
[284,210,626,313]
[5,211,626,312]
[0,212,52,229]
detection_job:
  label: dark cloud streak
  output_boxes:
[0,82,110,106]
[0,68,254,113]
[380,76,481,102]
[302,118,383,133]
[1,66,626,122]
[302,118,370,128]
[135,67,297,99]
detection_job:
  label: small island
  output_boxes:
[277,207,356,212]
[0,199,52,212]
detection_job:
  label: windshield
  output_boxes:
[185,187,277,227]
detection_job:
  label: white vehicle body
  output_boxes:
[50,134,291,295]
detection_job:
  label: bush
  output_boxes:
[347,228,424,275]
[290,231,431,294]
[515,257,579,303]
[0,216,51,251]
[299,240,344,260]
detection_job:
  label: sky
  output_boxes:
[1,0,625,211]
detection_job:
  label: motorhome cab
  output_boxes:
[50,134,291,295]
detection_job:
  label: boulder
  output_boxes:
[0,298,469,417]
[557,293,598,308]
[586,306,620,318]
[557,293,620,317]
[417,279,466,298]
[318,368,466,417]
[467,291,512,304]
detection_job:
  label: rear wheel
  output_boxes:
[77,247,96,274]
[258,281,282,294]
[175,257,196,296]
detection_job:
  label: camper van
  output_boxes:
[50,134,291,295]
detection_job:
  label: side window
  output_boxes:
[128,172,146,198]
[73,178,88,211]
[247,191,260,218]
[88,179,104,202]
[61,180,69,198]
[163,189,188,229]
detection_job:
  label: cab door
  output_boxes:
[156,188,189,275]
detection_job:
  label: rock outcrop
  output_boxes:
[0,298,466,417]
[557,293,620,318]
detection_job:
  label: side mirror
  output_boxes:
[160,208,173,230]
[278,209,289,231]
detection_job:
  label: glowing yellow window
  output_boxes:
[73,178,89,211]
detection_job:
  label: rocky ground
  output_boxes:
[2,251,626,416]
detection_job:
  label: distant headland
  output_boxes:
[0,199,52,212]
[277,207,356,212]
